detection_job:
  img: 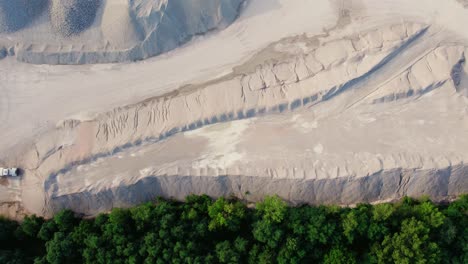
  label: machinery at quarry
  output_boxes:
[0,167,18,177]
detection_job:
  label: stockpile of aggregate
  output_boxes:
[50,0,102,36]
[0,0,47,33]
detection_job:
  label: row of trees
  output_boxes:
[0,195,467,264]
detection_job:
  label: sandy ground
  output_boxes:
[0,0,337,155]
[0,0,468,217]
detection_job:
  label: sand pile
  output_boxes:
[156,0,243,34]
[1,0,245,64]
[0,0,47,33]
[129,0,242,36]
[133,0,244,61]
[103,0,245,61]
[50,0,101,36]
[101,0,143,48]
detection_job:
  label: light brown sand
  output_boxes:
[1,0,468,217]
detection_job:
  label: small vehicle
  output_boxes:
[0,168,18,177]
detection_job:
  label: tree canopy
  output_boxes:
[0,194,466,264]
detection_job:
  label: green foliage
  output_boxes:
[0,195,466,264]
[252,217,284,248]
[256,195,287,223]
[208,197,245,231]
[373,217,441,264]
[18,215,44,238]
[52,210,77,232]
[323,247,357,264]
[414,201,445,228]
[215,240,242,263]
[372,203,394,221]
[45,232,76,264]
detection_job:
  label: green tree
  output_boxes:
[323,247,357,264]
[441,195,468,263]
[208,197,245,231]
[130,202,155,232]
[373,217,440,264]
[45,232,79,264]
[37,220,57,242]
[277,236,304,264]
[248,244,275,264]
[216,240,241,263]
[252,196,288,250]
[256,195,287,223]
[252,217,284,248]
[372,203,394,222]
[284,206,340,261]
[414,201,445,228]
[367,203,394,241]
[53,210,77,232]
[18,215,44,238]
[342,205,371,246]
[0,195,466,264]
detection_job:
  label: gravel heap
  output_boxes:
[50,0,101,36]
[3,0,245,64]
[0,0,48,33]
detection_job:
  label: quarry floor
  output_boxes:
[1,0,468,218]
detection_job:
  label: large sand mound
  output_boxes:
[1,0,244,64]
[101,0,143,48]
[0,0,48,33]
